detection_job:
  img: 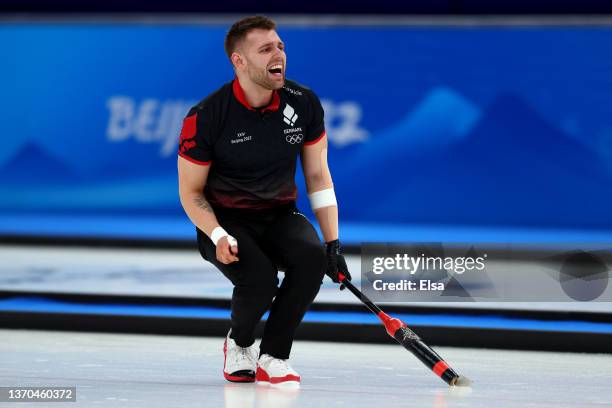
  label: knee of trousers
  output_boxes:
[234,285,278,305]
[287,242,327,283]
[234,273,279,298]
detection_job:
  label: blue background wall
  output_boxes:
[1,24,612,241]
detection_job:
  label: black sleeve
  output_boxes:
[304,90,326,145]
[177,106,214,165]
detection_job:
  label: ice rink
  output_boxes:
[2,329,611,407]
[1,244,611,406]
[3,7,612,408]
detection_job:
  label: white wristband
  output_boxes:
[210,226,228,246]
[309,188,337,211]
[227,236,238,247]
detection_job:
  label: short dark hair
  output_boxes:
[224,15,277,59]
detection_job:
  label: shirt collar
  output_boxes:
[232,78,280,113]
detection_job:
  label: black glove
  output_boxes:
[325,239,352,290]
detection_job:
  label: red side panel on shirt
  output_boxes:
[179,113,197,152]
[178,113,211,165]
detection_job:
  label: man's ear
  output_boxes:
[231,52,244,69]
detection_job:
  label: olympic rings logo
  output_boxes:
[286,134,304,144]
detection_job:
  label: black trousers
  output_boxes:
[197,203,326,359]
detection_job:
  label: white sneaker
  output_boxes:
[223,331,258,383]
[256,354,300,386]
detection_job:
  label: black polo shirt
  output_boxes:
[178,79,326,210]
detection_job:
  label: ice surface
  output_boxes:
[1,329,611,408]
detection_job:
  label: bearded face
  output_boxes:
[238,29,286,90]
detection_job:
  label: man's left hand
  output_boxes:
[325,239,352,290]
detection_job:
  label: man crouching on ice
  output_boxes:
[177,15,352,386]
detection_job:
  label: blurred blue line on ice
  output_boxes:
[2,296,612,334]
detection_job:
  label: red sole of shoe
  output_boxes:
[256,367,300,384]
[224,373,255,383]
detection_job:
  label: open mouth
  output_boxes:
[268,64,283,78]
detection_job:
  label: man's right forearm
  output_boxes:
[180,192,221,237]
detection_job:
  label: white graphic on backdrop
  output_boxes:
[321,99,369,147]
[106,96,195,157]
